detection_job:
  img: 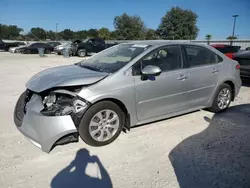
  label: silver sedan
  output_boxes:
[14,41,242,153]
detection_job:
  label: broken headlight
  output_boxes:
[41,93,88,116]
[43,93,56,107]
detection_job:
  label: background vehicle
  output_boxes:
[46,41,61,47]
[233,51,250,79]
[71,38,117,57]
[9,42,31,53]
[19,43,54,54]
[0,39,21,51]
[14,41,241,153]
[54,42,72,55]
[211,44,241,59]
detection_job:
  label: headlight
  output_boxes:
[43,94,56,107]
[41,93,89,116]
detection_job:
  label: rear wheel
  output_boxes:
[77,49,86,57]
[208,83,232,113]
[45,49,51,54]
[78,101,124,146]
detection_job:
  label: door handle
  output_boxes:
[212,68,219,73]
[177,75,188,81]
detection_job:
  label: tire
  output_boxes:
[208,83,232,113]
[45,49,51,54]
[77,49,86,57]
[14,92,26,127]
[78,101,125,147]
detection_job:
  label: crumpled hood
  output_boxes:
[26,64,109,92]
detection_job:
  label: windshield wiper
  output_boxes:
[78,63,107,72]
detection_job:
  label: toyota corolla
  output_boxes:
[14,41,242,153]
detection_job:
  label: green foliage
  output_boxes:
[0,24,23,39]
[227,36,238,40]
[87,29,99,38]
[30,27,46,40]
[1,7,202,41]
[74,30,88,40]
[46,30,56,40]
[205,34,212,41]
[157,7,199,40]
[145,29,159,40]
[114,13,146,40]
[60,29,74,40]
[98,28,111,40]
[205,34,212,44]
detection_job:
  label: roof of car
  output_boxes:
[125,40,206,47]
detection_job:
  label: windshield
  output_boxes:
[78,43,150,73]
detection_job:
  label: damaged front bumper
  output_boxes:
[15,92,85,153]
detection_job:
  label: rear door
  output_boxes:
[94,39,105,53]
[182,45,223,108]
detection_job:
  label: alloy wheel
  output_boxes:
[89,109,119,142]
[217,88,231,109]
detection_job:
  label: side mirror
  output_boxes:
[141,65,162,76]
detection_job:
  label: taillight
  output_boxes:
[236,64,240,69]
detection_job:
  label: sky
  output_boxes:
[0,0,249,40]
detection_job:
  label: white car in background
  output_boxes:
[9,42,31,53]
[54,42,72,55]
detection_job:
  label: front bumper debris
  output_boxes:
[15,94,78,153]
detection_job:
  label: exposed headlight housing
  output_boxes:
[43,94,56,107]
[41,93,89,117]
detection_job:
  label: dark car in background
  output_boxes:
[19,43,54,54]
[0,39,21,51]
[211,44,241,59]
[71,38,117,57]
[233,51,250,80]
[46,41,61,47]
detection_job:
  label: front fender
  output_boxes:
[77,88,138,127]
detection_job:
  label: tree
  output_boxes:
[87,29,99,38]
[75,30,88,40]
[205,34,212,44]
[0,24,23,39]
[46,30,56,40]
[157,7,199,40]
[113,13,146,40]
[98,28,111,40]
[60,29,74,40]
[145,29,159,40]
[227,36,238,40]
[30,27,46,40]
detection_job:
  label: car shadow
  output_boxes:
[169,104,250,188]
[50,148,113,188]
[242,79,250,87]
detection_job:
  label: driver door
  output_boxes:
[133,45,190,121]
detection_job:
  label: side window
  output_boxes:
[140,46,182,73]
[30,43,38,48]
[95,39,104,45]
[184,45,219,67]
[88,39,94,44]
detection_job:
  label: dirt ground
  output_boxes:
[0,52,250,188]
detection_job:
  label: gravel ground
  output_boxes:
[0,52,250,188]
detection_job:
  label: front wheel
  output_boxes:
[208,83,232,113]
[78,101,125,146]
[77,49,86,57]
